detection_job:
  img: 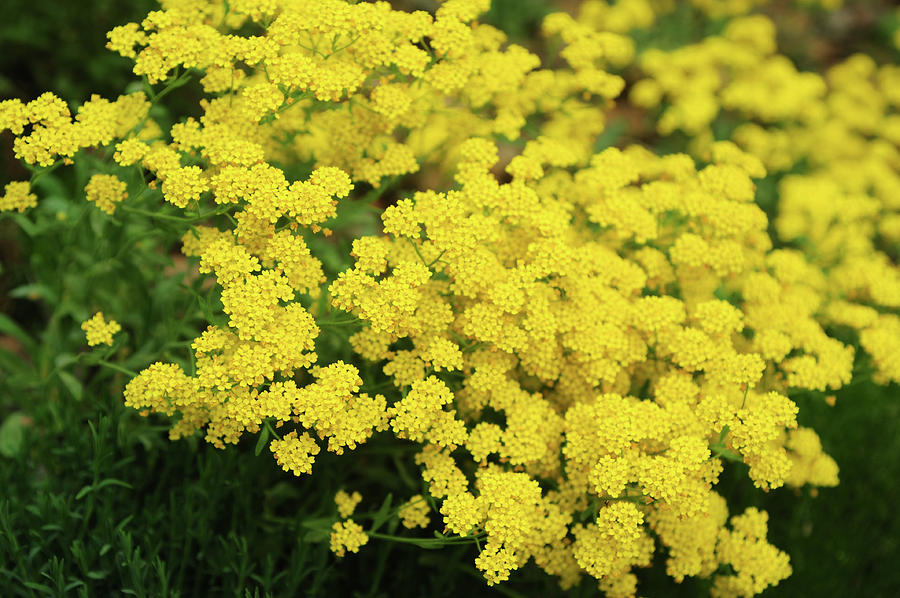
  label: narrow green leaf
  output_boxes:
[22,581,53,593]
[57,371,84,401]
[300,517,334,531]
[370,493,394,533]
[303,529,330,543]
[301,517,334,544]
[75,479,132,500]
[710,444,743,463]
[0,413,28,458]
[40,524,64,532]
[11,214,37,237]
[409,539,444,550]
[0,314,35,351]
[718,425,730,443]
[93,479,133,492]
[254,423,270,456]
[9,283,57,305]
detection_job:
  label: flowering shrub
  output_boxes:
[1,0,897,596]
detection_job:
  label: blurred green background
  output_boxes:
[1,1,898,596]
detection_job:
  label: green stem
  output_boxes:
[367,531,483,547]
[409,240,429,267]
[426,249,447,269]
[148,71,192,104]
[599,495,652,504]
[355,495,427,522]
[316,315,360,327]
[710,443,743,463]
[119,205,192,222]
[359,175,400,205]
[28,160,65,186]
[96,360,138,378]
[120,204,231,223]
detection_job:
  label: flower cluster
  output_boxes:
[81,312,121,347]
[3,1,896,596]
[0,181,37,213]
[331,134,821,591]
[605,7,900,387]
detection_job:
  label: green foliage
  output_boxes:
[767,381,900,597]
[483,0,553,42]
[1,1,898,596]
[0,0,157,103]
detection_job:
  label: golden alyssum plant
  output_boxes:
[2,1,897,596]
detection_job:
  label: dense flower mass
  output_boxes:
[2,0,897,596]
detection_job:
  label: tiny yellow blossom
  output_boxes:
[270,431,320,476]
[81,312,121,347]
[329,519,369,557]
[335,490,363,518]
[0,181,38,213]
[398,495,431,529]
[84,174,127,214]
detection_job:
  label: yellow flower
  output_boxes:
[81,312,121,347]
[270,431,320,477]
[84,174,127,214]
[329,519,369,557]
[335,490,363,518]
[398,495,431,529]
[0,181,38,213]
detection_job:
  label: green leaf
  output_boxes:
[0,413,28,458]
[0,313,35,352]
[57,371,84,401]
[301,518,334,544]
[75,479,133,500]
[40,524,64,532]
[302,529,330,543]
[594,117,627,152]
[370,493,393,533]
[254,423,270,456]
[54,353,79,369]
[710,444,743,463]
[9,283,57,305]
[0,349,32,385]
[300,517,335,531]
[407,538,445,550]
[22,581,53,593]
[11,214,37,237]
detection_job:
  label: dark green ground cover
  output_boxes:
[1,1,898,596]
